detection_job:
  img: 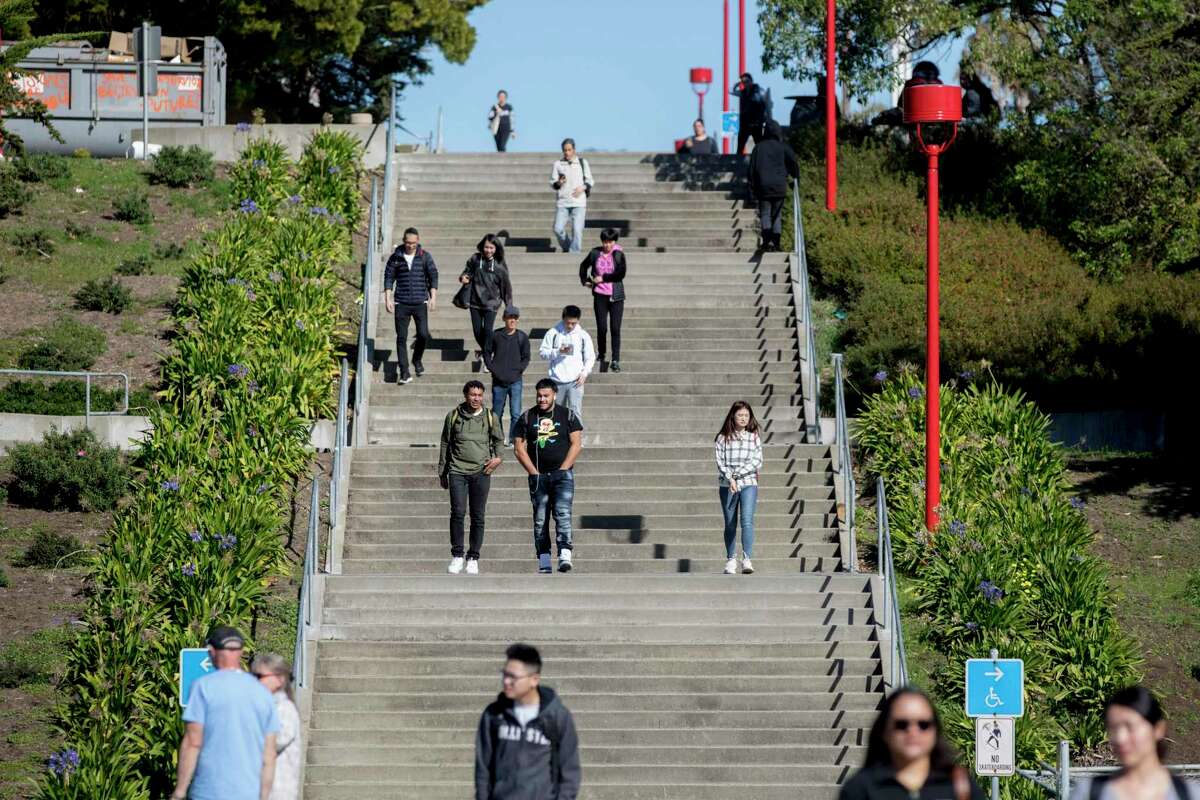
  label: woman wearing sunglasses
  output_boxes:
[1070,686,1198,800]
[840,687,985,799]
[251,654,302,800]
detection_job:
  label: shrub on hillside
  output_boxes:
[3,427,128,512]
[0,380,143,415]
[229,137,293,213]
[11,228,56,258]
[0,166,33,217]
[17,319,107,371]
[153,241,186,260]
[150,145,215,188]
[14,153,71,183]
[115,254,151,276]
[112,190,153,225]
[0,626,73,687]
[17,525,87,569]
[74,276,132,314]
[296,129,363,227]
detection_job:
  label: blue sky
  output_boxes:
[396,0,965,153]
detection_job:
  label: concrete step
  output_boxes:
[350,444,831,461]
[314,635,879,658]
[342,530,838,548]
[302,764,850,787]
[337,556,844,574]
[304,782,841,800]
[320,603,865,627]
[308,726,868,746]
[313,689,881,712]
[322,590,865,612]
[349,466,831,483]
[348,485,831,501]
[346,496,833,514]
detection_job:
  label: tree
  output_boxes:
[29,0,490,122]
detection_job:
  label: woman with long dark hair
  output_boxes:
[1069,687,1199,799]
[459,233,514,372]
[714,401,763,575]
[579,227,627,372]
[840,687,984,799]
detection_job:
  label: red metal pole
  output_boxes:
[698,92,704,123]
[825,0,837,210]
[925,148,941,531]
[738,0,746,76]
[722,0,730,154]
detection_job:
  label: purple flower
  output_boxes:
[1019,487,1033,497]
[333,213,346,225]
[161,478,180,492]
[246,379,260,395]
[979,580,1005,604]
[247,424,258,438]
[236,122,251,132]
[252,159,266,168]
[328,165,340,174]
[227,363,248,379]
[256,483,270,495]
[238,198,259,214]
[188,529,203,543]
[295,319,305,331]
[873,370,888,383]
[959,370,975,379]
[908,386,923,399]
[218,534,238,551]
[309,206,329,217]
[268,271,283,283]
[1069,497,1086,510]
[48,748,80,777]
[181,562,197,577]
[949,519,966,537]
[225,277,246,287]
[964,621,979,631]
[287,194,302,205]
[966,539,983,552]
[245,289,257,302]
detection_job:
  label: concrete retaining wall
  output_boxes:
[135,124,390,168]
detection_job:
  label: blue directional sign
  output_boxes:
[179,648,214,708]
[965,658,1024,718]
[722,111,739,134]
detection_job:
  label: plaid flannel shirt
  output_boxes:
[715,430,764,488]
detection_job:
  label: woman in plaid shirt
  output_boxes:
[714,401,764,574]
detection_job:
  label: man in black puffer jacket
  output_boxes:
[747,119,799,252]
[384,226,439,383]
[475,643,581,800]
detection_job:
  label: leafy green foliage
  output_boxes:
[0,380,153,415]
[114,254,151,276]
[11,227,56,257]
[16,525,87,569]
[0,564,8,587]
[228,137,294,214]
[152,241,185,260]
[13,153,70,183]
[16,319,106,371]
[73,276,132,314]
[858,373,1141,771]
[0,165,33,217]
[112,191,152,225]
[1184,571,1200,610]
[3,428,129,512]
[149,145,214,188]
[297,129,364,227]
[0,626,74,687]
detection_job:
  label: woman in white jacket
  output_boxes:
[251,653,302,800]
[714,401,764,574]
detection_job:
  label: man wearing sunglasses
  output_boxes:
[171,626,280,800]
[475,643,581,800]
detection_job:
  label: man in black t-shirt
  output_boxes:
[513,378,584,574]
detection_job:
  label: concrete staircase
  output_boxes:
[305,152,881,799]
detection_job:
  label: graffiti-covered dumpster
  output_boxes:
[3,35,225,156]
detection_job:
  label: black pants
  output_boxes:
[394,302,430,379]
[737,122,764,155]
[449,471,491,560]
[470,307,497,354]
[592,294,624,361]
[494,130,510,152]
[759,198,785,244]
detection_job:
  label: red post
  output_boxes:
[825,0,837,210]
[924,150,940,531]
[738,0,746,76]
[722,0,730,154]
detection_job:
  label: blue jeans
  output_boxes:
[530,468,575,556]
[491,380,522,442]
[553,205,587,253]
[720,485,757,559]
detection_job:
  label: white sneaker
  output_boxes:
[447,557,464,574]
[741,558,754,574]
[724,558,737,575]
[465,559,479,575]
[557,549,573,573]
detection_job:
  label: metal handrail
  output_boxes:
[354,179,377,446]
[326,358,349,574]
[1015,740,1200,799]
[0,369,129,426]
[294,474,320,689]
[832,354,856,572]
[876,478,909,690]
[790,180,821,443]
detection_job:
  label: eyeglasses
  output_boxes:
[892,718,935,732]
[500,669,535,684]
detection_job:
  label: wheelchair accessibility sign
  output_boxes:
[965,658,1024,718]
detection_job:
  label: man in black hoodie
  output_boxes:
[475,643,581,800]
[484,305,531,446]
[731,72,772,154]
[748,120,800,252]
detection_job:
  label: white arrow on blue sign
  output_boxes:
[179,648,214,707]
[965,658,1025,717]
[722,112,739,134]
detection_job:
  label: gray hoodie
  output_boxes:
[475,685,581,800]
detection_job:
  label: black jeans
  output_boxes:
[470,307,498,353]
[737,122,764,155]
[394,302,430,378]
[592,294,624,361]
[494,130,510,152]
[448,471,491,560]
[759,198,784,237]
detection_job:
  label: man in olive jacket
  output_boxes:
[439,380,504,575]
[476,643,581,800]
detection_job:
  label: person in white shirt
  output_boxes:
[714,401,764,575]
[549,138,594,253]
[538,304,595,422]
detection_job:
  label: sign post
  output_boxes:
[966,650,1024,800]
[133,21,162,161]
[179,647,214,707]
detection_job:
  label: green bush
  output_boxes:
[0,565,8,588]
[153,241,185,260]
[0,380,145,415]
[112,191,153,225]
[71,148,91,159]
[74,276,132,314]
[3,427,129,512]
[1185,570,1200,609]
[0,166,33,217]
[64,220,96,241]
[16,524,87,569]
[11,228,56,257]
[297,129,364,227]
[114,254,151,276]
[0,626,73,687]
[14,153,71,183]
[150,145,215,188]
[858,372,1141,765]
[17,319,107,371]
[229,137,293,213]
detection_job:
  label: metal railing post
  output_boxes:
[382,78,396,238]
[305,477,318,626]
[84,374,91,428]
[833,354,855,572]
[1057,741,1070,799]
[792,180,821,443]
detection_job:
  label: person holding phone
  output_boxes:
[714,401,764,575]
[550,138,594,253]
[538,305,595,422]
[579,228,627,373]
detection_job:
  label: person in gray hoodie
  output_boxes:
[475,643,581,800]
